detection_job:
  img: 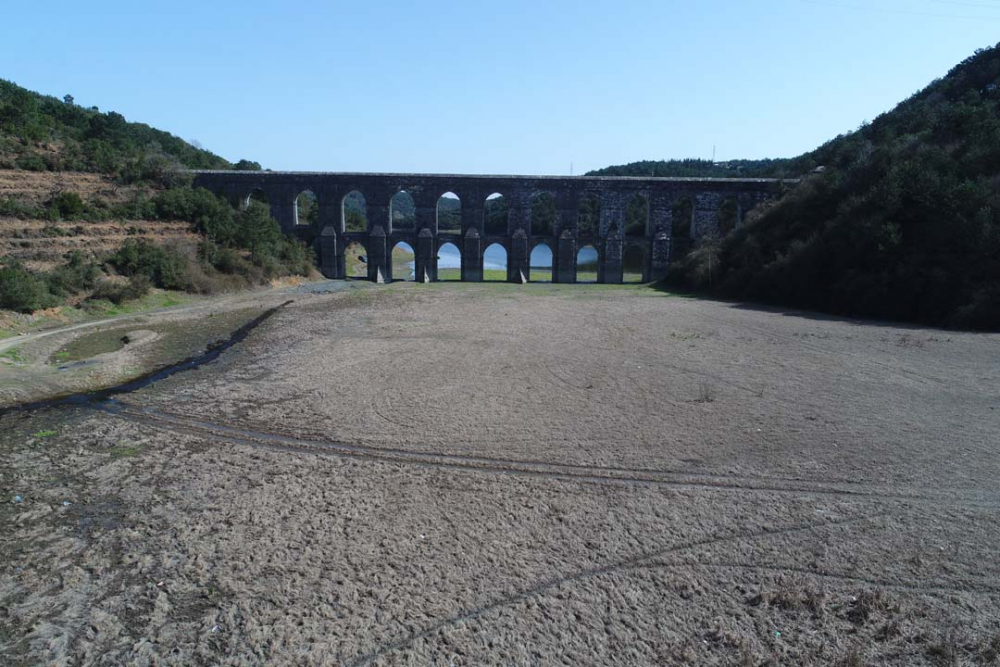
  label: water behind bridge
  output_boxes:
[407,244,600,278]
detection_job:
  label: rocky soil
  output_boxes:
[2,283,999,666]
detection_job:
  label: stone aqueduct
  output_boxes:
[192,171,789,284]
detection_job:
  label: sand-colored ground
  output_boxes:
[2,283,1000,666]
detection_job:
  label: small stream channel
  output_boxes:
[0,300,292,417]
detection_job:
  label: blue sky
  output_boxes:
[2,0,998,174]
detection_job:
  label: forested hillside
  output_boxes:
[665,43,1000,330]
[0,80,312,314]
[0,79,250,181]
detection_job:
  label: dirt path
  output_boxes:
[0,281,339,356]
[0,280,363,407]
[2,283,999,666]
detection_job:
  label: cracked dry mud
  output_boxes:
[2,283,1000,666]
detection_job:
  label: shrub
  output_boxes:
[667,237,722,291]
[211,245,255,277]
[108,238,189,290]
[0,197,42,218]
[89,275,150,304]
[252,253,281,280]
[14,153,46,171]
[46,251,99,296]
[152,187,235,242]
[47,191,84,219]
[277,237,315,277]
[0,261,56,312]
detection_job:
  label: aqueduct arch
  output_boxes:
[192,170,790,284]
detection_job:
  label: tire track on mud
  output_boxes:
[343,512,885,666]
[113,404,999,507]
[632,561,1000,596]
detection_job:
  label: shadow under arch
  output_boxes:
[623,243,645,283]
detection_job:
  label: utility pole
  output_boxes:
[712,145,716,163]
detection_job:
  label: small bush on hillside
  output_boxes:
[108,238,190,291]
[209,244,250,274]
[90,275,151,304]
[0,197,43,218]
[118,146,190,186]
[47,191,85,219]
[277,238,314,277]
[0,261,56,313]
[667,237,722,291]
[46,251,100,297]
[252,253,282,280]
[152,187,236,240]
[14,154,46,171]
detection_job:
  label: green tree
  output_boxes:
[0,261,55,313]
[239,200,282,259]
[717,197,739,236]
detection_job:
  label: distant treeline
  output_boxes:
[588,158,797,179]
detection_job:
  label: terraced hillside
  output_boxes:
[0,170,196,270]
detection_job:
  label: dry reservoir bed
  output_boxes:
[2,283,1000,666]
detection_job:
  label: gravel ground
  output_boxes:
[2,282,999,666]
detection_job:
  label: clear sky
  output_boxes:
[2,0,998,174]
